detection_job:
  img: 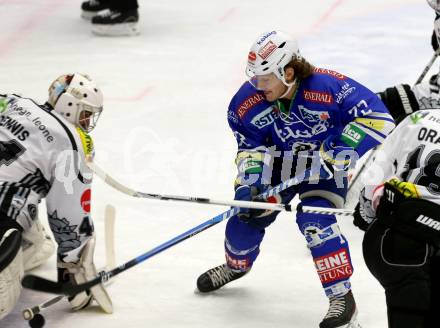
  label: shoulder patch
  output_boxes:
[0,98,8,113]
[410,111,429,124]
[237,93,266,119]
[76,127,94,156]
[314,68,345,80]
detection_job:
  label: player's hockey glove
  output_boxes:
[353,190,376,231]
[377,84,419,124]
[320,135,356,172]
[234,182,274,223]
[57,235,113,313]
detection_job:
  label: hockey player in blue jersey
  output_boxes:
[196,31,395,328]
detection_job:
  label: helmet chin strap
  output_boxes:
[279,78,297,99]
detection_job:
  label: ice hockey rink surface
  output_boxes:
[0,0,434,327]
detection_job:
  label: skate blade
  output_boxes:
[92,22,140,36]
[342,308,362,328]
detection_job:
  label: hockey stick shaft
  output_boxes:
[415,48,440,85]
[22,205,117,320]
[22,170,350,297]
[88,161,352,215]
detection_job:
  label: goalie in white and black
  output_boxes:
[0,73,112,320]
[353,107,440,328]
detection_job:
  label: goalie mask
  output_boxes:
[245,30,300,91]
[48,73,103,132]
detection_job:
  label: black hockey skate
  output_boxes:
[320,291,361,328]
[81,0,109,20]
[197,264,248,292]
[92,9,140,36]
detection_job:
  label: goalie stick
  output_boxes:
[22,204,117,321]
[88,161,353,216]
[21,169,352,297]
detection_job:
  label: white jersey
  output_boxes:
[360,109,440,211]
[0,94,94,263]
[412,80,440,110]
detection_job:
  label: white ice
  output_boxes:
[0,0,435,327]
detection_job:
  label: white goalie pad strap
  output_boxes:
[0,243,23,320]
[304,223,345,249]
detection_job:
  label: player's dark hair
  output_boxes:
[285,57,315,80]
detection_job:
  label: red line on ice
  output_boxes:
[107,86,154,102]
[218,8,236,23]
[308,0,345,32]
[0,0,69,59]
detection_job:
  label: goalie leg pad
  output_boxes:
[22,219,56,271]
[0,221,23,320]
[58,234,113,313]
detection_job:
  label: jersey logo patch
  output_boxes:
[298,105,330,122]
[81,189,91,213]
[237,93,266,119]
[303,90,333,104]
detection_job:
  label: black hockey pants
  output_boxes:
[362,220,440,328]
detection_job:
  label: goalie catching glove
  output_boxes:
[57,234,113,313]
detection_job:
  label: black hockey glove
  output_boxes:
[353,202,371,232]
[377,84,419,124]
[352,187,376,231]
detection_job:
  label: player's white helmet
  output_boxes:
[246,30,300,88]
[48,73,103,132]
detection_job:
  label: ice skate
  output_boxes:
[197,263,248,292]
[81,0,109,20]
[92,9,140,36]
[319,291,361,328]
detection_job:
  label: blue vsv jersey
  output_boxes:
[271,68,395,157]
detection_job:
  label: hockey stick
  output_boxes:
[21,170,351,297]
[87,161,352,215]
[22,204,117,321]
[415,48,440,85]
